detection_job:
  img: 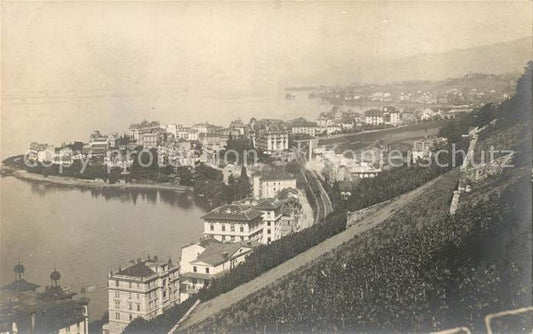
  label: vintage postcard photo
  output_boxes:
[1,1,532,333]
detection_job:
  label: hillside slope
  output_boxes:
[181,64,532,333]
[361,36,532,83]
[178,169,459,332]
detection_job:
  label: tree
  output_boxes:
[237,165,252,199]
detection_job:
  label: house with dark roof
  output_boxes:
[104,256,180,334]
[202,204,264,243]
[179,239,256,302]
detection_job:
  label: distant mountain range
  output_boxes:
[359,36,532,84]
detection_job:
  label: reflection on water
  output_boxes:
[1,176,206,321]
[28,181,208,210]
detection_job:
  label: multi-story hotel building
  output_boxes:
[256,130,289,154]
[364,109,385,126]
[179,239,256,301]
[104,256,180,334]
[254,198,284,244]
[202,204,264,243]
[252,172,297,199]
[128,121,161,141]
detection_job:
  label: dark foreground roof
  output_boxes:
[116,261,155,278]
[1,279,40,292]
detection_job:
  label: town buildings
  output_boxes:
[27,142,56,162]
[104,256,180,334]
[202,204,264,243]
[129,121,162,141]
[252,172,297,199]
[179,239,256,301]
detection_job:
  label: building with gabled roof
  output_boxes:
[202,204,264,243]
[179,239,257,302]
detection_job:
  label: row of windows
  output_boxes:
[210,224,245,233]
[193,266,210,274]
[114,291,141,299]
[114,301,142,311]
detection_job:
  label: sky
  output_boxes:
[1,1,532,156]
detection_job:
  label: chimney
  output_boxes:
[30,312,36,334]
[222,251,229,258]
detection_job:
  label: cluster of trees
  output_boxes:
[187,171,529,333]
[335,163,451,213]
[192,164,252,208]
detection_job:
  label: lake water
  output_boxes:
[0,176,206,321]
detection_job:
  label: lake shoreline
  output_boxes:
[5,168,193,192]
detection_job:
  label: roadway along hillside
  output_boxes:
[176,171,455,332]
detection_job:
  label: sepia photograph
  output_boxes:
[0,1,532,333]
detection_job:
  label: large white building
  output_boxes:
[202,204,264,243]
[129,121,162,141]
[256,131,289,154]
[383,106,400,126]
[252,172,297,199]
[179,239,256,301]
[104,256,180,334]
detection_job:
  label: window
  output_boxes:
[115,312,120,320]
[240,226,244,232]
[267,221,271,226]
[222,225,226,232]
[129,302,132,310]
[206,267,210,274]
[128,282,132,288]
[115,301,120,309]
[267,237,271,243]
[136,293,140,299]
[137,303,141,311]
[129,314,133,321]
[128,292,132,299]
[193,266,197,273]
[115,279,119,287]
[210,224,214,231]
[267,229,271,234]
[115,291,120,298]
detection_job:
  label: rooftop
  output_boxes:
[255,198,284,211]
[202,204,263,222]
[365,109,384,117]
[259,171,296,181]
[191,240,256,267]
[1,279,40,293]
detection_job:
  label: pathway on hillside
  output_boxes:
[176,172,451,332]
